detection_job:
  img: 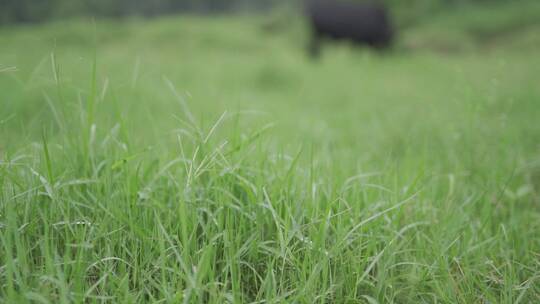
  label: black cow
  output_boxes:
[305,0,394,56]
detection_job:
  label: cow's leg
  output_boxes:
[308,31,321,58]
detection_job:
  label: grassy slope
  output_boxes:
[1,2,540,303]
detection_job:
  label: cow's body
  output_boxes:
[306,0,394,56]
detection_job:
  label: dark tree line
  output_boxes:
[0,0,282,23]
[0,0,506,24]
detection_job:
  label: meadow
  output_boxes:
[1,1,540,303]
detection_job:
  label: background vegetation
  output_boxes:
[1,0,540,303]
[1,0,510,24]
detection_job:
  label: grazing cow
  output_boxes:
[305,0,394,56]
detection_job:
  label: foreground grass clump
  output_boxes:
[2,104,538,303]
[1,4,540,303]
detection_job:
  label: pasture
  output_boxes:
[1,1,540,302]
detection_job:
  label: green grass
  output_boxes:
[1,3,540,303]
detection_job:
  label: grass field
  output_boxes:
[1,2,540,303]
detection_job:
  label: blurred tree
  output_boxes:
[0,0,507,24]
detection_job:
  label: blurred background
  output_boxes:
[1,0,534,25]
[1,0,539,170]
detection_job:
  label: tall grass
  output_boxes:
[1,4,540,303]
